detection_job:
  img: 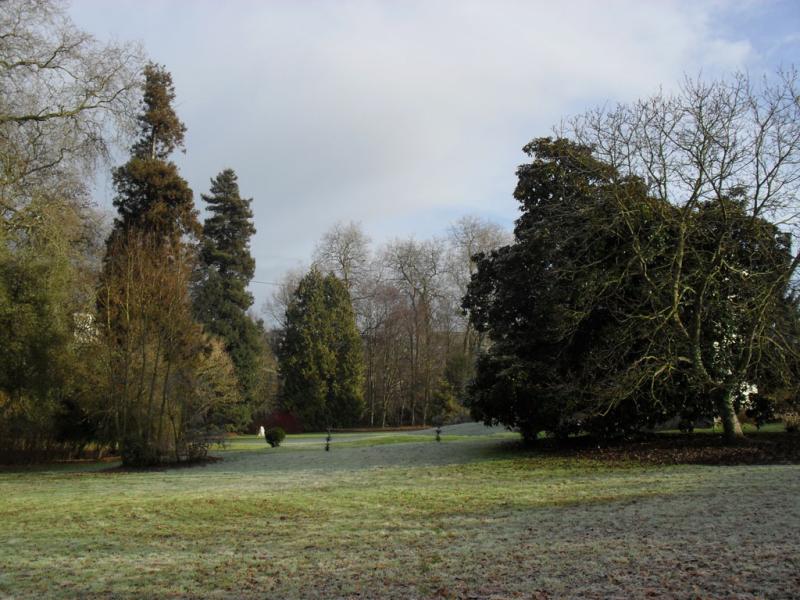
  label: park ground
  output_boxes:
[1,423,799,599]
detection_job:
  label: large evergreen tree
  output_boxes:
[194,169,263,428]
[100,64,208,465]
[464,138,798,443]
[108,63,199,244]
[278,269,364,430]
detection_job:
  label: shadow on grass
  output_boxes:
[4,429,798,476]
[519,430,800,466]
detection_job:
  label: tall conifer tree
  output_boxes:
[194,169,263,427]
[108,63,199,244]
[278,269,364,429]
[100,64,206,465]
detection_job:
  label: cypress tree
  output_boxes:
[324,273,365,425]
[278,269,364,430]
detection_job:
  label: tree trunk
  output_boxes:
[717,387,744,443]
[367,342,375,427]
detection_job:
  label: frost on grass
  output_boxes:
[0,434,798,598]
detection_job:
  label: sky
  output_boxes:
[67,0,800,314]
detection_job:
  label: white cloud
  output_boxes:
[69,0,770,309]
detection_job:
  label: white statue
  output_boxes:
[258,425,265,438]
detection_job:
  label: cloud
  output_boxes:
[69,0,774,310]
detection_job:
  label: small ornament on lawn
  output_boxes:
[258,425,265,438]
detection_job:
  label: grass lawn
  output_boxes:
[1,424,798,598]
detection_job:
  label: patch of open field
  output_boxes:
[0,428,798,598]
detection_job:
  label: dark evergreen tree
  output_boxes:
[194,169,263,428]
[463,138,658,441]
[278,269,364,430]
[464,138,798,442]
[197,170,256,310]
[324,274,365,424]
[108,63,199,244]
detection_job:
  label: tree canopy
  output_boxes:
[98,64,225,465]
[109,63,199,244]
[465,132,800,442]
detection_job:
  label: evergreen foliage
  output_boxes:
[464,138,799,442]
[131,64,187,160]
[278,269,364,430]
[108,64,200,245]
[264,426,286,447]
[99,64,222,465]
[194,169,263,428]
[198,170,256,310]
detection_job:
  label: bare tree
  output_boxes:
[446,215,511,351]
[0,0,143,218]
[383,238,446,425]
[263,267,307,330]
[313,221,371,291]
[312,220,380,337]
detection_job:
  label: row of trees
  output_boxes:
[4,2,798,458]
[98,64,271,464]
[272,217,509,429]
[0,1,271,465]
[1,0,142,461]
[274,72,800,444]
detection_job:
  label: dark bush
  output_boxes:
[120,436,160,467]
[265,427,286,447]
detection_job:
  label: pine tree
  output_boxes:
[278,269,364,430]
[194,169,263,428]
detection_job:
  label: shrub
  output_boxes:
[783,413,800,434]
[744,394,775,429]
[265,426,286,447]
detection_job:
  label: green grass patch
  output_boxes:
[1,430,798,598]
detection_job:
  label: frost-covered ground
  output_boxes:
[0,426,797,598]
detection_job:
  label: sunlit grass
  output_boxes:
[221,427,516,452]
[0,428,797,598]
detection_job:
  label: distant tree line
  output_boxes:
[270,216,509,430]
